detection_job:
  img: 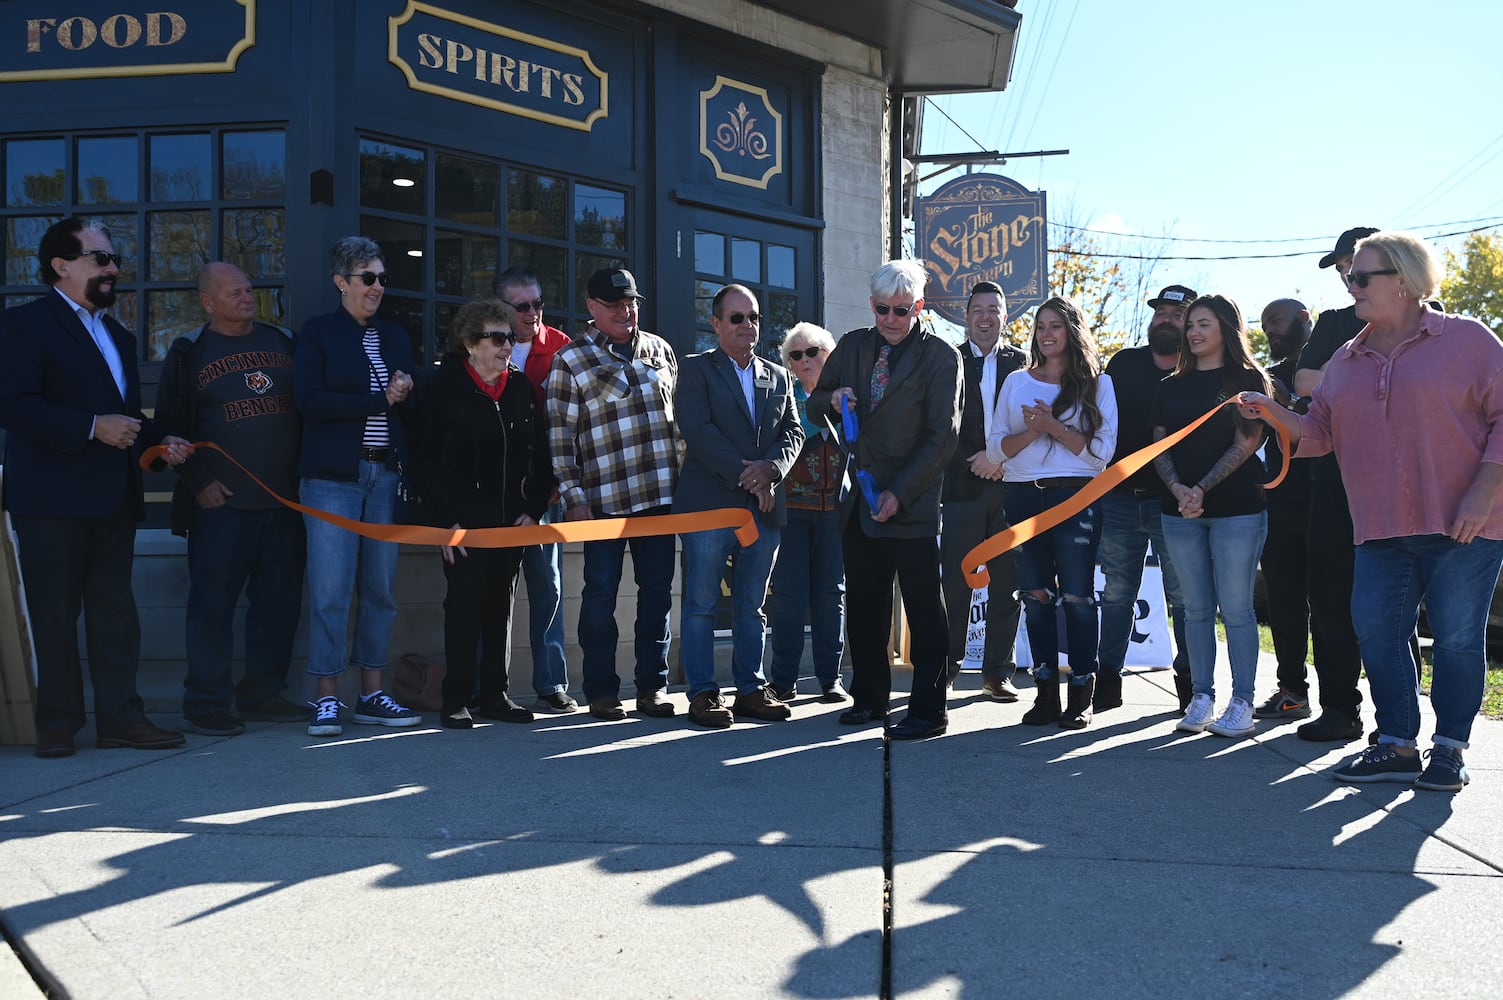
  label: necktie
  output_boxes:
[870,343,892,406]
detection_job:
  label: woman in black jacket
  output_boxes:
[412,299,554,730]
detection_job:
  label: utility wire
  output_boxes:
[922,97,989,158]
[1051,221,1503,262]
[1051,215,1503,247]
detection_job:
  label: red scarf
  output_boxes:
[465,360,509,401]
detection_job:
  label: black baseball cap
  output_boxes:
[586,267,645,302]
[1147,284,1197,308]
[1318,227,1380,269]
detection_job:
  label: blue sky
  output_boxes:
[917,0,1503,336]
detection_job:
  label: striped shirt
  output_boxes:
[362,327,390,448]
[546,325,681,515]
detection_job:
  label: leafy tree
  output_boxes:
[1439,232,1503,337]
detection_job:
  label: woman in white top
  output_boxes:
[987,296,1118,729]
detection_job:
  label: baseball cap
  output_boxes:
[1318,227,1381,269]
[1147,284,1197,308]
[586,267,645,302]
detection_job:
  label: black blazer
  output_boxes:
[943,341,1026,503]
[0,290,157,519]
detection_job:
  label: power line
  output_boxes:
[922,97,989,157]
[1051,215,1503,247]
[1051,221,1503,262]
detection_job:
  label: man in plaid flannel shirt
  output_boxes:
[547,267,682,721]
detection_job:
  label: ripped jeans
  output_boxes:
[1003,481,1103,682]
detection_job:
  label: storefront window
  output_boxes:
[3,139,65,207]
[149,133,212,202]
[223,132,286,200]
[360,139,425,215]
[77,137,138,205]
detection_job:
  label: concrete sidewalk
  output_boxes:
[2,653,1501,999]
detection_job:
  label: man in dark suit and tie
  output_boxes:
[0,217,193,758]
[673,284,804,728]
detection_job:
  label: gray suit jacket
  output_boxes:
[671,349,804,526]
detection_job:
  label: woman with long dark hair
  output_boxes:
[987,296,1118,729]
[1152,294,1271,739]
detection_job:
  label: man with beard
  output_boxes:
[1095,284,1196,712]
[1252,298,1314,722]
[0,217,193,757]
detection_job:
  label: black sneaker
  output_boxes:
[352,690,421,728]
[1414,745,1470,792]
[1333,744,1422,784]
[182,711,246,737]
[476,695,534,724]
[1253,688,1312,720]
[1298,711,1363,743]
[534,692,578,714]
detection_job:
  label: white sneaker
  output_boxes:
[1207,697,1256,738]
[1176,693,1215,733]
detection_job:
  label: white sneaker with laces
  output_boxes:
[1176,692,1216,733]
[308,696,344,737]
[1207,697,1257,738]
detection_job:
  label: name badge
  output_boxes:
[754,377,774,388]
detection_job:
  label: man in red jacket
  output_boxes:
[492,267,576,712]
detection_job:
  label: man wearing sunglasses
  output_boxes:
[808,258,963,740]
[0,217,194,757]
[492,266,576,714]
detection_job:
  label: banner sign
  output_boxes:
[915,173,1047,326]
[0,0,255,81]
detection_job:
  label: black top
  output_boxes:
[1149,368,1266,518]
[1104,345,1174,495]
[943,339,1026,502]
[1263,355,1310,508]
[1295,304,1365,484]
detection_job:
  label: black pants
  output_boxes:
[13,510,146,735]
[1306,479,1363,716]
[1261,500,1310,695]
[440,546,523,713]
[940,489,1020,680]
[843,517,948,719]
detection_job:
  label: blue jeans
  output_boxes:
[1352,534,1503,749]
[767,507,845,691]
[520,500,569,697]
[300,464,401,677]
[1098,492,1188,676]
[183,504,306,716]
[1004,483,1102,682]
[1159,511,1267,705]
[578,507,674,702]
[680,522,780,697]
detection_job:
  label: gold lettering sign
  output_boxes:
[388,1,607,132]
[0,1,255,82]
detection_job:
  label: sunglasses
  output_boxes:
[345,271,390,287]
[66,250,123,268]
[1344,269,1397,289]
[507,298,545,314]
[873,302,915,317]
[724,311,761,325]
[787,346,823,361]
[484,331,519,344]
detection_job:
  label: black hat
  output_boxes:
[586,267,644,302]
[1318,227,1380,269]
[1146,284,1197,308]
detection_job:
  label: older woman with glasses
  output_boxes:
[293,236,420,737]
[766,322,849,703]
[1242,230,1503,793]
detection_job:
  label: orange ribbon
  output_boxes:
[142,442,759,547]
[960,398,1290,588]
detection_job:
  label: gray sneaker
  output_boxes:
[1333,744,1422,784]
[1414,745,1470,792]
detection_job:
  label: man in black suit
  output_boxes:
[673,284,804,728]
[0,217,193,758]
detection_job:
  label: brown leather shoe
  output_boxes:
[688,690,733,729]
[588,697,627,721]
[96,721,186,750]
[981,676,1020,702]
[635,688,676,718]
[732,687,791,722]
[35,729,76,758]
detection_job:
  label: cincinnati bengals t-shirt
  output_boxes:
[189,325,301,509]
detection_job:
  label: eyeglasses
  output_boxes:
[591,297,637,311]
[345,271,390,287]
[723,311,761,325]
[1344,269,1397,289]
[787,346,822,361]
[873,303,915,317]
[65,250,123,268]
[506,298,545,314]
[484,331,518,344]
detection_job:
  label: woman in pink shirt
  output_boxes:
[1241,231,1503,793]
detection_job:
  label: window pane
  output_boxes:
[694,329,718,355]
[77,136,138,204]
[435,229,498,298]
[377,294,427,365]
[768,244,795,288]
[150,133,211,201]
[507,240,565,315]
[4,139,65,207]
[361,215,425,291]
[149,210,211,281]
[435,301,459,363]
[731,238,760,283]
[112,291,138,339]
[145,288,202,360]
[360,139,425,214]
[251,287,287,328]
[766,291,799,347]
[694,278,718,329]
[6,216,60,285]
[507,170,565,239]
[694,231,724,277]
[575,184,625,250]
[574,252,627,314]
[222,130,286,200]
[223,208,286,279]
[436,153,499,226]
[95,213,139,282]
